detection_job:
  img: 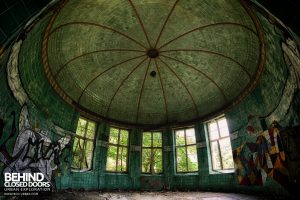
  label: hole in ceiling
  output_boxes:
[150,71,157,77]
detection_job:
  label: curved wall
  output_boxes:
[0,0,299,196]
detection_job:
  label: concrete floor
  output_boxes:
[8,191,294,200]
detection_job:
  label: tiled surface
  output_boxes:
[40,0,263,126]
[0,1,299,197]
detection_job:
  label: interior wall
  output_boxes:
[0,1,299,197]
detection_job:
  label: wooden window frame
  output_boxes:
[106,127,130,173]
[71,117,96,172]
[141,131,163,175]
[207,116,234,172]
[174,127,198,173]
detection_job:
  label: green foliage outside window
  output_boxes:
[141,132,163,174]
[71,118,96,171]
[175,128,198,172]
[106,127,129,172]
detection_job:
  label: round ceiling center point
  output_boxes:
[147,48,159,58]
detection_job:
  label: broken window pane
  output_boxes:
[72,117,96,171]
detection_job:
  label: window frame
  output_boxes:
[174,127,199,174]
[141,131,163,175]
[71,117,97,172]
[206,116,234,173]
[106,126,130,173]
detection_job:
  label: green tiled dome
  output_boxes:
[41,0,265,127]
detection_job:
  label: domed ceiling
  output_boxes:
[42,0,265,127]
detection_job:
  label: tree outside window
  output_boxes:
[71,117,96,171]
[207,117,234,172]
[106,127,129,172]
[175,128,198,173]
[141,131,163,174]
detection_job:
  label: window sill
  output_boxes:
[209,169,235,174]
[71,169,93,173]
[105,171,128,175]
[175,172,199,176]
[141,174,164,177]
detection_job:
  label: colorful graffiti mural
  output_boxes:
[233,127,290,187]
[0,106,71,188]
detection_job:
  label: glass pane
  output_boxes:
[119,129,129,146]
[106,145,117,171]
[153,132,162,147]
[117,147,127,172]
[153,149,163,173]
[86,122,96,139]
[175,130,185,146]
[219,137,234,169]
[84,140,94,169]
[71,137,81,169]
[142,148,151,173]
[186,128,196,145]
[176,147,187,172]
[143,132,151,147]
[76,118,87,137]
[187,145,198,171]
[208,122,219,140]
[109,128,119,144]
[211,141,221,170]
[218,118,230,137]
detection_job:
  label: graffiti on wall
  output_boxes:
[0,106,71,187]
[233,127,289,187]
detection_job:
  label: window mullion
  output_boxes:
[116,129,120,171]
[216,120,224,170]
[217,140,223,170]
[150,132,153,174]
[80,120,88,170]
[184,129,188,172]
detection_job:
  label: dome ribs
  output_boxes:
[77,54,146,103]
[49,22,147,50]
[128,0,152,48]
[158,57,199,118]
[154,59,169,123]
[160,54,228,102]
[158,22,257,50]
[40,0,265,127]
[54,49,145,79]
[136,59,152,123]
[161,49,251,79]
[106,57,149,117]
[154,0,180,48]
